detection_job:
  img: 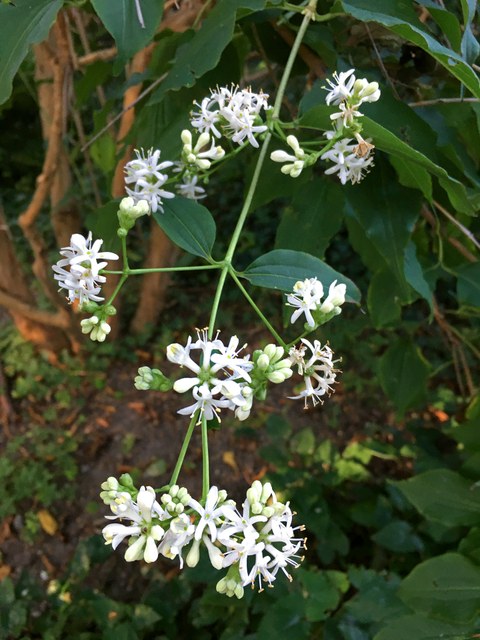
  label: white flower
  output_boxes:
[191,85,270,148]
[288,339,338,408]
[324,69,356,106]
[52,232,119,305]
[102,486,167,563]
[176,173,207,200]
[319,280,346,314]
[124,148,175,213]
[353,78,381,104]
[181,130,225,170]
[286,277,324,327]
[321,135,374,185]
[189,486,229,542]
[270,135,306,177]
[158,514,195,567]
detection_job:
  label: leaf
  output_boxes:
[367,268,403,328]
[152,197,216,259]
[85,200,122,255]
[242,249,361,302]
[299,569,349,622]
[222,450,238,472]
[456,263,480,307]
[345,162,421,296]
[341,0,480,98]
[374,613,473,640]
[91,0,164,68]
[389,156,432,200]
[0,0,63,105]
[275,180,345,259]
[149,0,265,104]
[403,241,433,312]
[398,553,480,623]
[396,468,480,527]
[372,520,424,553]
[378,338,430,414]
[37,509,58,535]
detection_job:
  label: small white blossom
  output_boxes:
[324,69,356,106]
[286,277,324,327]
[124,148,175,213]
[176,173,207,200]
[321,134,374,185]
[80,315,111,342]
[52,232,118,305]
[288,339,338,408]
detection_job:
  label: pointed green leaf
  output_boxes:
[0,0,63,105]
[374,613,472,640]
[91,0,164,68]
[152,197,216,259]
[367,268,404,328]
[456,263,480,307]
[404,241,433,312]
[275,180,344,258]
[396,469,480,527]
[398,553,480,623]
[378,338,430,414]
[242,249,361,302]
[341,0,480,98]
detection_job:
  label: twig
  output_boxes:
[365,23,400,100]
[81,72,167,151]
[273,22,326,79]
[0,290,70,329]
[70,8,107,106]
[409,97,480,107]
[421,206,477,263]
[433,200,480,251]
[71,107,102,207]
[77,47,117,66]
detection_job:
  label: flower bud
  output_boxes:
[186,539,200,567]
[257,354,270,370]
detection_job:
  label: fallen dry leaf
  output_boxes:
[38,509,58,535]
[222,450,238,472]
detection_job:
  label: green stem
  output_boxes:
[207,2,316,338]
[230,271,287,348]
[103,264,221,275]
[106,274,128,306]
[201,413,209,501]
[121,234,129,270]
[169,413,198,486]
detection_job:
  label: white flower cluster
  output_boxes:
[101,477,305,596]
[287,277,346,328]
[191,85,270,148]
[52,232,119,305]
[289,338,338,408]
[124,148,175,213]
[322,68,380,185]
[166,330,292,423]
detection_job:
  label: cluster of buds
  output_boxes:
[270,135,310,178]
[101,477,305,596]
[134,366,172,392]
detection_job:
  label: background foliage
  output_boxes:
[0,0,479,638]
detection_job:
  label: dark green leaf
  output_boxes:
[398,553,480,623]
[345,162,421,296]
[367,268,403,328]
[299,569,349,622]
[374,613,472,640]
[0,0,63,105]
[456,263,480,307]
[378,338,430,414]
[91,0,164,68]
[152,197,216,259]
[242,249,361,302]
[458,527,480,564]
[396,468,480,527]
[372,520,424,553]
[341,0,480,98]
[403,241,433,312]
[275,180,344,258]
[85,200,122,255]
[149,0,265,104]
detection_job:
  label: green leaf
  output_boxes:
[378,338,430,414]
[152,197,216,259]
[85,200,122,255]
[374,613,473,640]
[149,0,264,104]
[403,241,433,312]
[456,263,480,307]
[389,156,432,200]
[91,0,164,68]
[275,180,345,258]
[396,468,480,527]
[367,268,403,328]
[398,553,480,623]
[299,569,349,622]
[291,427,315,456]
[345,162,421,296]
[242,249,361,302]
[0,0,63,105]
[341,0,480,98]
[372,520,424,553]
[458,527,480,564]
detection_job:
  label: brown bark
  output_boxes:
[0,207,72,352]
